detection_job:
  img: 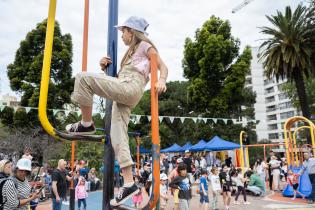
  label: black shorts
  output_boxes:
[293,183,299,190]
[222,184,231,192]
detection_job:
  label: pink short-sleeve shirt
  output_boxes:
[131,41,153,80]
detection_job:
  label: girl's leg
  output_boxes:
[83,199,87,208]
[81,105,93,122]
[226,191,231,207]
[78,199,81,209]
[235,187,241,201]
[242,187,247,202]
[297,190,305,198]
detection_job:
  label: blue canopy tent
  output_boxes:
[139,146,150,154]
[179,142,192,152]
[161,143,182,153]
[189,140,207,152]
[204,136,240,151]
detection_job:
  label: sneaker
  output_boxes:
[234,201,241,204]
[66,121,96,135]
[63,201,69,205]
[291,197,296,200]
[110,183,139,206]
[244,201,250,204]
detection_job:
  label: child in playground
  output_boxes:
[219,164,232,210]
[160,173,169,210]
[231,169,250,205]
[210,167,221,210]
[75,177,88,210]
[66,16,168,206]
[169,163,192,210]
[287,169,305,200]
[198,169,209,210]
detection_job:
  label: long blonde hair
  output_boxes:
[121,27,157,68]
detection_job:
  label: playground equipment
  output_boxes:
[38,0,160,209]
[283,116,315,166]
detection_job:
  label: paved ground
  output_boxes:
[37,187,315,210]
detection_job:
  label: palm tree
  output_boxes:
[259,5,315,119]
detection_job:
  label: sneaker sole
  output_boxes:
[66,130,96,135]
[110,189,140,207]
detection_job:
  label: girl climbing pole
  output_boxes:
[66,16,168,206]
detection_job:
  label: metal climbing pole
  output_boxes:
[103,0,118,209]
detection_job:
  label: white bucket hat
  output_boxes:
[115,16,149,35]
[16,158,32,171]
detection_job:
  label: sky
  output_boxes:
[0,0,303,98]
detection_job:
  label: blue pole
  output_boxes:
[103,0,118,209]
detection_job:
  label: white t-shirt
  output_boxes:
[256,162,266,174]
[210,174,221,191]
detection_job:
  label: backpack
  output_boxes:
[0,177,18,210]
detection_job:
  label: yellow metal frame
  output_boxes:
[292,125,311,166]
[284,116,315,166]
[38,0,57,139]
[239,131,246,171]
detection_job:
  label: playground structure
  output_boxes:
[38,0,160,209]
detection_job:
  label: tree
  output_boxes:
[182,16,255,119]
[259,5,315,119]
[282,77,315,115]
[7,19,74,109]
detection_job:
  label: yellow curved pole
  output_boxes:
[38,0,57,138]
[239,131,245,172]
[284,116,315,165]
[293,126,311,166]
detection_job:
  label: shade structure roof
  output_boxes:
[204,135,240,151]
[189,140,207,152]
[161,143,182,153]
[179,142,192,152]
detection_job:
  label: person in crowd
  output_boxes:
[2,158,40,210]
[225,157,232,168]
[75,177,88,210]
[269,156,281,191]
[162,156,169,175]
[267,150,275,191]
[160,173,169,210]
[22,148,33,161]
[287,169,305,200]
[183,150,193,183]
[281,159,288,181]
[219,164,232,210]
[210,167,220,210]
[52,159,73,210]
[0,159,12,179]
[231,169,250,205]
[199,156,207,169]
[199,169,209,210]
[114,160,121,190]
[79,160,89,180]
[299,152,315,204]
[254,158,267,189]
[88,168,100,191]
[246,170,266,196]
[169,163,192,210]
[141,163,151,185]
[168,158,182,210]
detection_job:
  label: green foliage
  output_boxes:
[0,107,14,127]
[7,19,74,109]
[259,5,315,118]
[182,16,255,118]
[282,77,315,115]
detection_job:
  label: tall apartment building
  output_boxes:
[245,47,298,143]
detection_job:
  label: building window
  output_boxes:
[267,114,277,121]
[264,79,274,85]
[268,124,278,130]
[266,105,277,112]
[269,133,279,140]
[279,101,292,110]
[265,87,275,94]
[280,111,295,119]
[2,102,7,106]
[265,96,275,103]
[245,78,252,85]
[278,83,286,91]
[278,93,288,100]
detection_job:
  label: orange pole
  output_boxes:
[149,54,160,210]
[82,0,89,71]
[70,142,75,188]
[263,145,266,162]
[136,135,140,176]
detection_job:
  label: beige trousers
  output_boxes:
[71,65,146,168]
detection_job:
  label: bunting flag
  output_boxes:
[0,105,257,125]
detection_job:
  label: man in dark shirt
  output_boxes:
[52,159,73,210]
[183,150,193,183]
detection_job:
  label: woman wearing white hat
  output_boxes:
[2,158,40,210]
[66,16,168,205]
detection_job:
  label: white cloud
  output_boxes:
[0,0,302,97]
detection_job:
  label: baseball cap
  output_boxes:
[160,173,168,180]
[185,150,190,153]
[115,16,149,35]
[16,158,32,172]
